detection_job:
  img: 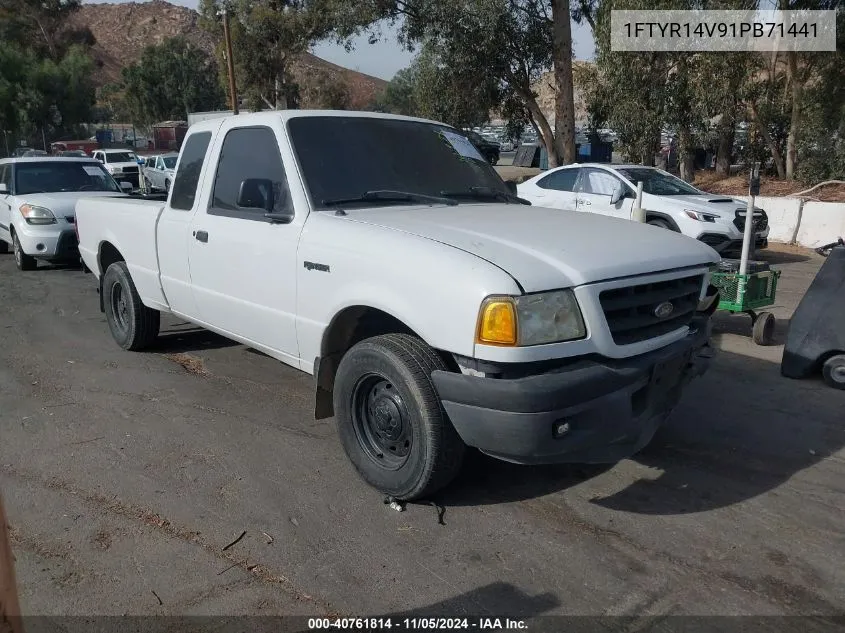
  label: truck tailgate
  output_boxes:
[75,196,167,310]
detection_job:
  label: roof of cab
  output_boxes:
[185,109,450,135]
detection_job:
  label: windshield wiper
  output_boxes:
[322,190,457,209]
[440,186,531,205]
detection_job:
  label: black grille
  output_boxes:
[122,166,139,174]
[55,231,79,258]
[733,209,768,232]
[600,275,704,345]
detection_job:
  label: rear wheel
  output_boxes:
[333,333,465,501]
[164,179,170,193]
[12,232,36,271]
[103,261,160,351]
[822,354,845,390]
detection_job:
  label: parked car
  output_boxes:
[465,130,500,165]
[517,163,769,256]
[0,157,130,270]
[76,111,720,501]
[142,153,178,192]
[91,149,141,188]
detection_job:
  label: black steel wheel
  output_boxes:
[351,375,413,470]
[334,333,465,500]
[103,261,160,351]
[822,354,845,390]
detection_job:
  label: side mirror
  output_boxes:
[609,184,625,205]
[0,183,8,194]
[238,178,276,212]
[505,181,518,195]
[119,181,133,192]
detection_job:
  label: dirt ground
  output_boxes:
[1,244,844,625]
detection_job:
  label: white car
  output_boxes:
[91,149,142,189]
[0,157,128,270]
[517,164,770,255]
[75,110,720,500]
[142,153,178,192]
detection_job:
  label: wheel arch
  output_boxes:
[97,241,126,312]
[645,211,682,232]
[313,305,457,420]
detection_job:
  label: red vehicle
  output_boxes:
[50,140,99,155]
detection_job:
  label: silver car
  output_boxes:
[142,153,178,193]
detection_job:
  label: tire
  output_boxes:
[0,240,7,254]
[12,232,36,271]
[822,354,845,390]
[647,218,674,231]
[164,179,170,193]
[752,311,775,346]
[144,177,152,191]
[102,261,160,351]
[333,333,465,501]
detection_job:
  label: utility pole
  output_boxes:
[221,5,239,115]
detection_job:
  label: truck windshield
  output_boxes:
[14,162,121,195]
[616,168,702,196]
[288,116,512,209]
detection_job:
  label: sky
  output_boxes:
[84,0,597,80]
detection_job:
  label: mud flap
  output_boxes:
[781,246,845,379]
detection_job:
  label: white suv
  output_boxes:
[517,164,769,256]
[91,149,141,189]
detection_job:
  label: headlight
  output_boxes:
[683,209,717,223]
[19,204,56,225]
[476,290,586,346]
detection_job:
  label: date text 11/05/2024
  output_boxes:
[308,618,528,630]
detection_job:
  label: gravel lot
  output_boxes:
[1,244,843,621]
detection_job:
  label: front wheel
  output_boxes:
[12,233,36,271]
[164,179,170,194]
[822,354,845,390]
[333,333,465,501]
[647,218,673,231]
[103,261,160,351]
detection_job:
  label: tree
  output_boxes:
[199,0,376,111]
[0,0,84,59]
[348,0,582,166]
[301,69,351,109]
[122,37,225,124]
[370,66,419,115]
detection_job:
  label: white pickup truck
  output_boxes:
[76,111,721,500]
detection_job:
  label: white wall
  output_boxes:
[753,197,845,248]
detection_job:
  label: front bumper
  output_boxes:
[15,225,78,261]
[698,232,768,254]
[432,316,714,465]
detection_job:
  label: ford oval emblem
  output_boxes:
[654,301,675,319]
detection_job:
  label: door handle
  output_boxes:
[193,230,208,243]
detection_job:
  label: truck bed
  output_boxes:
[76,196,168,311]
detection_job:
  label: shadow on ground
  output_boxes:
[437,349,843,513]
[151,325,240,353]
[758,249,812,265]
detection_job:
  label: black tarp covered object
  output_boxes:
[781,245,845,378]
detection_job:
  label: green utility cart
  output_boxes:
[710,265,781,345]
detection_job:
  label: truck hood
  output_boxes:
[18,191,126,217]
[343,203,720,291]
[649,193,746,218]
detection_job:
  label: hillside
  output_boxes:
[68,0,387,110]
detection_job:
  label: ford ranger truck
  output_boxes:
[75,111,721,501]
